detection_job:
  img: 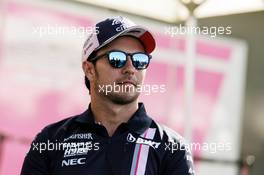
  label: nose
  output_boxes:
[121,56,136,75]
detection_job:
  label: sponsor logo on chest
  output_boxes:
[63,133,93,142]
[127,133,161,149]
[61,158,86,167]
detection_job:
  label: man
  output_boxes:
[21,16,195,175]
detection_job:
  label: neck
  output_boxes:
[90,96,138,137]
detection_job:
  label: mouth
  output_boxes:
[117,80,136,87]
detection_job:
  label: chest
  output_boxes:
[49,132,160,175]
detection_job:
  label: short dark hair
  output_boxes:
[84,76,90,91]
[84,51,97,91]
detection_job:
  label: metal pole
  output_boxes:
[179,0,206,142]
[0,0,7,62]
[183,13,196,141]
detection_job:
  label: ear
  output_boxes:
[82,61,96,82]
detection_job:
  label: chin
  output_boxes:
[106,92,140,105]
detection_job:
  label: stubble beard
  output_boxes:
[95,81,140,105]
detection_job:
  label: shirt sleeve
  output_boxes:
[20,129,50,175]
[161,142,196,175]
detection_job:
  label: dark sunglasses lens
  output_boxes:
[108,51,126,68]
[132,53,150,69]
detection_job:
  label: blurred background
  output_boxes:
[0,0,263,174]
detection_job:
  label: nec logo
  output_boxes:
[61,158,86,167]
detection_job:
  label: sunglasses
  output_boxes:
[89,50,152,70]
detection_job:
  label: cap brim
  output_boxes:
[95,26,156,54]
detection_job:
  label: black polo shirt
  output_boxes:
[21,103,195,175]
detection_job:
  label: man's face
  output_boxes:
[92,36,147,104]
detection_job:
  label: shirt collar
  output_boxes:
[75,102,152,135]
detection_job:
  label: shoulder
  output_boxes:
[152,121,186,145]
[151,121,195,174]
[151,121,192,160]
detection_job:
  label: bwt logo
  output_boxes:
[61,158,86,167]
[127,133,137,142]
[127,133,161,149]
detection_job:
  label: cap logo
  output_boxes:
[111,16,129,32]
[116,25,128,32]
[111,16,124,25]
